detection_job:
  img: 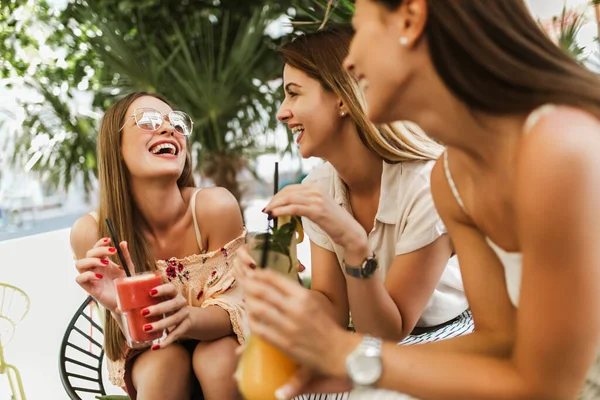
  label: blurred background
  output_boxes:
[0,0,599,398]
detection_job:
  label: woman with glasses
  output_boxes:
[71,92,245,400]
[240,1,600,399]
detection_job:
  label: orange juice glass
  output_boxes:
[237,229,301,400]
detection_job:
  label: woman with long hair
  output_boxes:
[240,1,600,399]
[72,92,245,400]
[235,26,471,399]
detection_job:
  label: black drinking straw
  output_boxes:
[273,161,279,229]
[259,222,271,269]
[105,218,132,277]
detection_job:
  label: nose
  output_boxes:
[158,117,175,136]
[343,55,354,75]
[277,104,292,123]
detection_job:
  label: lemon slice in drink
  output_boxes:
[278,215,304,243]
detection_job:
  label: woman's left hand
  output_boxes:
[242,267,361,377]
[140,283,192,349]
[264,184,368,254]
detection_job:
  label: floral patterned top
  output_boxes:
[86,189,247,388]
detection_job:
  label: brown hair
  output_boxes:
[98,92,195,361]
[372,0,600,116]
[280,26,443,163]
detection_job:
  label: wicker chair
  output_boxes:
[59,296,112,399]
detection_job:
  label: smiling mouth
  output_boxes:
[291,125,305,144]
[149,142,178,156]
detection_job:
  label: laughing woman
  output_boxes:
[235,26,471,399]
[241,1,600,399]
[71,92,245,400]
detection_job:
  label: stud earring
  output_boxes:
[399,36,408,46]
[340,111,346,117]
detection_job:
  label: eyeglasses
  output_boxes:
[119,107,194,136]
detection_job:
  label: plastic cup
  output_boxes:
[115,271,165,348]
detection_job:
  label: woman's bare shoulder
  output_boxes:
[193,186,240,214]
[192,187,244,242]
[517,106,600,224]
[70,212,100,259]
[520,106,600,177]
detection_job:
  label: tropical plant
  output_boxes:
[1,0,100,195]
[591,0,600,44]
[540,5,589,62]
[1,0,300,202]
[79,5,284,200]
[290,0,354,31]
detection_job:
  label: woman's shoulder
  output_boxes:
[525,105,599,139]
[70,211,100,259]
[71,211,99,235]
[385,159,438,190]
[521,106,600,167]
[188,187,244,244]
[397,159,437,177]
[187,186,240,217]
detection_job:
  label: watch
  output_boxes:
[345,335,383,389]
[344,253,378,279]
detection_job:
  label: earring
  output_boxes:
[340,111,346,117]
[399,36,408,46]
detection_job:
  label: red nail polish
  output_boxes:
[143,324,152,331]
[95,273,103,279]
[108,247,116,253]
[151,344,160,351]
[141,309,150,316]
[150,289,158,296]
[100,259,109,265]
[103,238,109,243]
[249,263,256,270]
[261,208,266,213]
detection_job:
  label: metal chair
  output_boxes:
[0,283,30,400]
[59,296,109,399]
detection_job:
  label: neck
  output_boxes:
[129,178,189,235]
[397,54,528,169]
[430,106,528,169]
[325,124,383,196]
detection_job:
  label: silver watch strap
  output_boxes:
[361,335,382,357]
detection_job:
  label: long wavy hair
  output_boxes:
[97,92,196,361]
[280,26,444,163]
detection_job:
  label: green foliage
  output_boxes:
[291,0,354,32]
[554,5,588,61]
[1,0,301,200]
[254,217,299,257]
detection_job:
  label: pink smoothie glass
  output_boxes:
[115,271,164,348]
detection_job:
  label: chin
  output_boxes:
[365,89,404,124]
[298,144,313,159]
[150,166,185,181]
[366,106,388,124]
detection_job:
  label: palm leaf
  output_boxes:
[291,0,354,31]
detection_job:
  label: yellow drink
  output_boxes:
[237,335,298,400]
[237,216,303,400]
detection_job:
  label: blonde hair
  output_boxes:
[280,26,443,163]
[97,92,196,361]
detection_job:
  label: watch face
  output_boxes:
[348,353,382,386]
[362,258,378,277]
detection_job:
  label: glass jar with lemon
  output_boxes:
[237,215,304,400]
